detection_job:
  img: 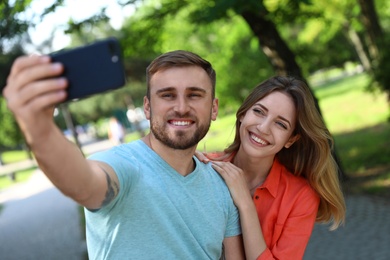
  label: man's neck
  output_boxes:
[141,134,196,176]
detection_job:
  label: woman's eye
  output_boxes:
[276,122,287,129]
[253,108,264,115]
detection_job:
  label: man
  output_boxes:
[3,50,244,259]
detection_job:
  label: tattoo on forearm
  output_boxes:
[100,167,119,208]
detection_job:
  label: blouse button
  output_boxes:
[255,196,259,200]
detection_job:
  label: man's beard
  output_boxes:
[150,113,211,150]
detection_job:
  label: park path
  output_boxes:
[0,138,114,260]
[304,194,390,260]
[0,170,86,260]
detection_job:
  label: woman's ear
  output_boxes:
[284,134,300,149]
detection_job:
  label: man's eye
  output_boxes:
[161,93,174,98]
[189,93,202,98]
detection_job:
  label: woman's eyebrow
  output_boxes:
[277,115,292,127]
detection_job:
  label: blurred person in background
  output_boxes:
[108,116,125,145]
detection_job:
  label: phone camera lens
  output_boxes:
[112,55,119,63]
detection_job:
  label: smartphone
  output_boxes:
[50,37,126,102]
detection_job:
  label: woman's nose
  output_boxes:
[256,118,271,134]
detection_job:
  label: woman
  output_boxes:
[198,76,346,259]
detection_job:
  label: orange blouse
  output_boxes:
[208,153,320,259]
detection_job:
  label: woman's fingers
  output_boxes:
[194,151,210,163]
[211,161,252,207]
[212,161,241,176]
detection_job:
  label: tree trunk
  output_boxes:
[240,9,347,181]
[240,9,324,113]
[240,10,302,78]
[345,23,371,72]
[357,0,383,61]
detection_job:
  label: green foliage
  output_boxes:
[120,2,273,111]
[0,0,31,46]
[119,2,166,59]
[0,0,64,148]
[0,44,25,93]
[279,0,360,75]
[0,98,24,148]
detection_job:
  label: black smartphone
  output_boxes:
[50,37,126,102]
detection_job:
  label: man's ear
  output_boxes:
[143,96,151,120]
[211,98,219,121]
[285,134,300,149]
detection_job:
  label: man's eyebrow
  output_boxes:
[187,86,207,93]
[155,86,208,94]
[155,87,176,94]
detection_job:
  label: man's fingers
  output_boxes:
[3,55,67,111]
[6,78,67,110]
[11,62,64,93]
[8,55,51,80]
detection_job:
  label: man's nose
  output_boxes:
[173,97,190,114]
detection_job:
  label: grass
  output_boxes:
[0,168,37,190]
[313,73,390,197]
[1,72,389,198]
[0,149,36,190]
[1,150,32,164]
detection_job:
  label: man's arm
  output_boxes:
[223,235,245,260]
[3,55,118,209]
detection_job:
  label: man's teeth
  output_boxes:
[251,134,266,145]
[172,121,191,126]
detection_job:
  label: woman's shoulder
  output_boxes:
[278,163,319,198]
[205,151,235,162]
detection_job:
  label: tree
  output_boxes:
[358,0,383,61]
[0,1,34,153]
[357,0,390,114]
[0,0,65,155]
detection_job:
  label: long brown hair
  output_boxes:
[226,76,346,230]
